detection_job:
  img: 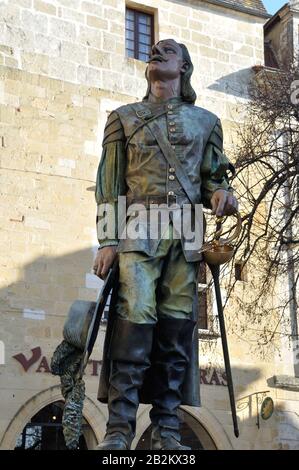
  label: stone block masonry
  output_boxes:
[0,0,265,109]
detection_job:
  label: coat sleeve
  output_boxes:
[200,118,235,209]
[95,111,126,247]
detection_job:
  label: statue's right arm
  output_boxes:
[94,111,126,279]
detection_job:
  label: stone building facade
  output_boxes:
[264,0,299,67]
[0,0,298,450]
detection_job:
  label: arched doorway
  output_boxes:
[14,401,96,450]
[135,408,217,450]
[0,386,107,450]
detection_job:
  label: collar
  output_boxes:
[143,96,183,105]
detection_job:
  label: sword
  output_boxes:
[202,214,241,438]
[208,262,240,438]
[78,260,118,379]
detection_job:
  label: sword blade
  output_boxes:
[209,263,240,438]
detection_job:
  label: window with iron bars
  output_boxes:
[125,7,154,62]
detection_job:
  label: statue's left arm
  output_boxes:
[200,119,238,216]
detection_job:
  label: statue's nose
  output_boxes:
[151,44,163,56]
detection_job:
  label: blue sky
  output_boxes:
[263,0,287,14]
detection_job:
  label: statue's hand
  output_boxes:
[93,246,118,280]
[211,189,238,217]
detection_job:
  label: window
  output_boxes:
[235,260,248,282]
[125,8,154,62]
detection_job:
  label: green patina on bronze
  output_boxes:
[51,38,238,451]
[116,224,198,324]
[95,98,232,259]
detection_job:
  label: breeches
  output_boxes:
[116,226,199,324]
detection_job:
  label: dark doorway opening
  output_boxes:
[136,409,217,450]
[15,401,93,450]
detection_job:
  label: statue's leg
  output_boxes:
[97,317,154,450]
[97,250,164,450]
[149,238,198,451]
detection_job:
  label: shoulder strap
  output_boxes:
[146,119,200,206]
[125,105,168,150]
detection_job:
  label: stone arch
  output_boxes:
[132,404,233,450]
[181,405,233,450]
[0,385,106,450]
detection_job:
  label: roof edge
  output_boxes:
[264,3,289,31]
[203,0,271,19]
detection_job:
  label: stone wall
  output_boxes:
[0,64,119,445]
[0,0,264,108]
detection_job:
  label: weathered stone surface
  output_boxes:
[21,10,49,35]
[60,41,87,64]
[88,48,110,69]
[34,0,57,16]
[274,375,299,391]
[50,17,76,41]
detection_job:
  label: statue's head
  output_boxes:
[144,39,197,104]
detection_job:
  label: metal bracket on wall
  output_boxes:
[237,390,271,429]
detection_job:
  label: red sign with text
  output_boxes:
[12,347,227,386]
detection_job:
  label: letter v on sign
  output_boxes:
[13,347,42,372]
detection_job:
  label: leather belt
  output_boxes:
[126,194,189,208]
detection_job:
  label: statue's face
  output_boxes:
[146,39,186,83]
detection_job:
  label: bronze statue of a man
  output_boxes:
[93,39,238,450]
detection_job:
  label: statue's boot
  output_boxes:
[149,317,196,451]
[96,431,131,450]
[151,428,191,451]
[97,318,154,450]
